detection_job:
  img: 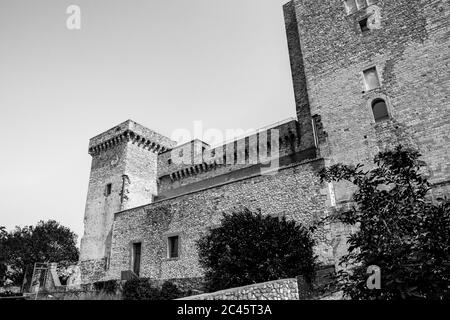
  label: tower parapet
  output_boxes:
[88,120,175,156]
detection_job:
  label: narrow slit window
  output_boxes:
[359,17,370,33]
[132,242,141,276]
[105,183,112,196]
[372,99,389,122]
[168,236,179,258]
[363,67,381,91]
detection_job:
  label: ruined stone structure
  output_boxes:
[79,0,450,284]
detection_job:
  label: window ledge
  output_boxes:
[164,257,180,261]
[373,118,391,125]
[362,87,383,95]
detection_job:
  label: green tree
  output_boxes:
[320,145,450,300]
[0,227,8,286]
[1,220,79,286]
[197,208,316,292]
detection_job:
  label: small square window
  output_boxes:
[105,183,112,196]
[356,0,368,10]
[344,0,357,14]
[359,18,370,33]
[168,236,179,259]
[344,0,377,15]
[167,158,172,165]
[363,67,381,91]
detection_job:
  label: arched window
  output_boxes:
[372,98,389,122]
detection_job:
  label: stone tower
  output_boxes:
[284,0,450,202]
[79,120,175,282]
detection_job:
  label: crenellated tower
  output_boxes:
[79,120,175,282]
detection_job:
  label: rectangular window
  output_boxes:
[168,236,179,258]
[359,17,370,33]
[356,0,367,10]
[105,183,112,196]
[344,0,357,14]
[132,242,141,276]
[344,0,377,14]
[363,67,381,91]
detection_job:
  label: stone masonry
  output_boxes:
[284,0,450,202]
[107,157,333,281]
[79,1,450,285]
[178,278,299,300]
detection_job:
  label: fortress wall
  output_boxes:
[156,120,312,194]
[157,149,317,200]
[107,158,336,281]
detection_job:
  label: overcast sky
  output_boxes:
[0,0,296,244]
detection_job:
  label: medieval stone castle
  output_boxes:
[79,0,450,285]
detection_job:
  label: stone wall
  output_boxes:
[79,259,107,285]
[285,0,450,202]
[107,157,336,281]
[178,278,299,300]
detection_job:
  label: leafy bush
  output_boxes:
[0,290,23,298]
[320,145,450,300]
[122,278,160,300]
[160,281,183,299]
[93,280,119,294]
[197,208,317,292]
[0,227,9,286]
[122,279,184,300]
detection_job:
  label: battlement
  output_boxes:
[88,120,176,156]
[156,119,318,198]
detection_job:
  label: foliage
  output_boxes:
[93,280,119,295]
[122,278,185,300]
[197,208,316,292]
[0,290,23,298]
[122,278,161,300]
[160,281,183,299]
[38,291,122,300]
[0,227,8,286]
[0,220,79,286]
[320,145,450,300]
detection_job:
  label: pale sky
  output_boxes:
[0,0,296,244]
